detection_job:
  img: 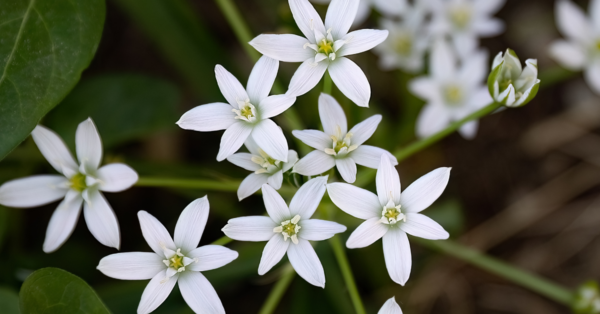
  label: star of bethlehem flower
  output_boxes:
[227,137,298,200]
[488,48,540,108]
[177,56,296,162]
[97,197,238,314]
[310,0,406,28]
[222,177,346,287]
[292,93,397,183]
[409,39,492,139]
[379,296,403,314]
[0,118,138,253]
[327,156,450,285]
[249,0,389,107]
[549,0,600,94]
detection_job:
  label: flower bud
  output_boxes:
[488,49,540,107]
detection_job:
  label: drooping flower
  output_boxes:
[409,39,492,139]
[177,56,296,162]
[227,137,298,200]
[249,0,389,107]
[310,0,406,27]
[378,297,403,314]
[222,177,346,287]
[327,156,450,285]
[97,197,238,314]
[0,118,138,253]
[488,49,540,108]
[292,93,397,183]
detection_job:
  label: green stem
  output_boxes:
[258,264,296,314]
[211,235,233,246]
[135,177,297,196]
[323,72,332,94]
[213,0,260,62]
[329,235,366,314]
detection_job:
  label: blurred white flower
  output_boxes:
[249,0,389,107]
[292,93,397,183]
[310,0,406,27]
[222,177,346,287]
[327,156,450,285]
[409,40,492,139]
[98,197,237,314]
[177,56,295,162]
[227,137,298,200]
[550,0,600,94]
[488,49,540,108]
[378,297,403,314]
[0,118,138,253]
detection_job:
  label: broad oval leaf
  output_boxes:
[0,0,106,161]
[20,267,110,314]
[0,287,19,314]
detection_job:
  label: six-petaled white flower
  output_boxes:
[488,49,540,108]
[97,197,238,314]
[222,177,346,287]
[409,39,492,139]
[177,56,296,162]
[0,118,138,253]
[378,296,403,314]
[249,0,389,107]
[310,0,406,28]
[292,93,397,183]
[327,156,450,285]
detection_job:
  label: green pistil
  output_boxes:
[318,39,334,55]
[70,173,87,192]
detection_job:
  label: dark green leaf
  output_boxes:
[0,287,19,314]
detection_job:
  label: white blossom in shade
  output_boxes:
[0,118,138,253]
[249,0,389,107]
[227,137,298,201]
[488,49,540,108]
[409,39,491,139]
[549,0,600,94]
[378,297,403,314]
[310,0,407,27]
[292,93,397,183]
[429,0,505,57]
[327,156,450,285]
[221,177,346,288]
[177,56,296,162]
[97,197,238,314]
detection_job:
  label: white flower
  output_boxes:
[310,0,406,27]
[430,0,505,57]
[378,297,403,314]
[549,0,600,94]
[227,137,298,200]
[177,56,296,162]
[409,39,492,139]
[222,177,346,287]
[0,118,138,253]
[488,49,540,108]
[327,156,450,285]
[292,93,397,183]
[249,0,389,107]
[97,197,238,314]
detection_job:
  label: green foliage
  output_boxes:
[0,0,106,161]
[0,287,19,314]
[0,206,8,250]
[20,268,110,314]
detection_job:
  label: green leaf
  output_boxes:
[0,0,106,161]
[44,74,181,149]
[0,287,19,314]
[20,268,110,314]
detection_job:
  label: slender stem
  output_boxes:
[211,235,233,246]
[323,72,332,95]
[328,235,366,314]
[258,264,296,314]
[135,177,297,196]
[213,0,260,62]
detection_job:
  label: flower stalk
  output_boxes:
[258,264,296,314]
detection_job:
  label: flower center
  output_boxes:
[169,254,184,270]
[251,149,282,174]
[394,33,413,56]
[380,204,406,225]
[273,215,301,244]
[70,173,88,192]
[324,125,358,157]
[444,85,464,105]
[233,99,257,122]
[318,38,335,55]
[449,6,472,29]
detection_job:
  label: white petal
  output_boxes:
[348,114,381,146]
[138,270,178,314]
[458,120,478,140]
[376,156,401,207]
[258,234,290,275]
[293,150,336,176]
[252,119,289,162]
[400,213,449,240]
[222,216,278,241]
[458,49,488,88]
[451,33,478,58]
[217,122,252,161]
[336,157,357,183]
[227,153,261,172]
[556,0,593,44]
[287,59,328,97]
[416,103,451,138]
[178,271,225,314]
[472,18,504,37]
[289,176,328,218]
[352,0,371,26]
[76,118,103,175]
[408,77,441,103]
[474,0,505,14]
[591,0,600,31]
[249,34,314,62]
[299,219,347,241]
[0,175,68,208]
[289,0,327,41]
[350,145,397,169]
[430,39,456,81]
[215,64,249,109]
[318,93,348,136]
[329,57,371,107]
[346,217,387,248]
[267,170,283,189]
[83,190,120,250]
[177,103,236,132]
[175,197,209,252]
[282,150,299,172]
[339,29,389,57]
[138,210,176,254]
[97,252,165,280]
[258,94,297,119]
[382,228,411,285]
[287,238,325,287]
[247,56,279,104]
[325,0,360,39]
[292,129,331,150]
[262,184,292,223]
[378,297,403,314]
[97,163,138,192]
[43,190,83,253]
[187,245,239,271]
[31,126,78,176]
[373,0,406,15]
[327,182,381,219]
[584,61,600,94]
[401,167,450,213]
[238,173,270,200]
